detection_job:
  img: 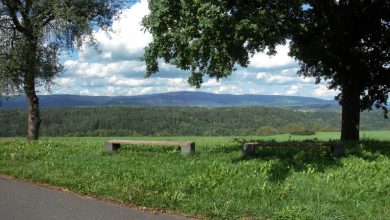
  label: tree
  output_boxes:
[0,0,124,140]
[289,1,390,141]
[142,0,389,141]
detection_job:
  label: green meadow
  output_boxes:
[1,131,390,219]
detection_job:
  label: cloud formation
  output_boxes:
[249,44,296,69]
[46,0,338,100]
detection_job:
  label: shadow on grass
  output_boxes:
[231,140,390,183]
[205,143,242,154]
[111,144,181,154]
[233,146,341,183]
[346,139,390,160]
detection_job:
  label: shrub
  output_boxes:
[256,126,279,136]
[290,130,316,136]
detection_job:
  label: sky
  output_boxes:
[46,0,338,100]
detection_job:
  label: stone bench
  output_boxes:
[105,140,195,155]
[243,141,345,157]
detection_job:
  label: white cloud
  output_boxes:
[215,85,244,94]
[249,44,296,69]
[286,85,301,95]
[79,0,151,63]
[255,72,296,84]
[248,89,263,94]
[45,1,336,100]
[55,77,75,85]
[166,78,187,87]
[203,79,220,87]
[64,60,145,79]
[166,86,194,93]
[80,89,98,96]
[108,77,150,87]
[300,77,314,83]
[313,84,338,97]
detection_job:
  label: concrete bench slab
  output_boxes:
[243,141,344,157]
[105,140,195,155]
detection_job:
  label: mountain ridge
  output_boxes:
[0,91,339,109]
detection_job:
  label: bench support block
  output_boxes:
[331,144,345,157]
[243,143,256,156]
[181,143,195,155]
[106,143,121,152]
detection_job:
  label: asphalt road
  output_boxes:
[0,177,191,220]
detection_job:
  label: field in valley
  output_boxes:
[1,131,390,219]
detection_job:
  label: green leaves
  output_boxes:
[144,0,389,116]
[291,1,390,112]
[0,0,127,139]
[143,0,389,141]
[0,0,125,95]
[143,0,291,87]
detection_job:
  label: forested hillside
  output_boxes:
[0,106,388,137]
[1,92,338,109]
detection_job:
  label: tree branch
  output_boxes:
[1,0,28,33]
[40,12,55,29]
[17,0,34,33]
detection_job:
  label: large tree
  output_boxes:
[0,0,124,140]
[142,0,389,141]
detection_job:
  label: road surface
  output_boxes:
[0,177,192,220]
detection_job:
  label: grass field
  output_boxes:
[1,131,390,219]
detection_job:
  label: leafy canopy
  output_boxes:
[143,0,389,112]
[0,0,126,96]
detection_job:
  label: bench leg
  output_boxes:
[106,143,121,152]
[181,143,195,155]
[331,144,345,157]
[243,144,256,156]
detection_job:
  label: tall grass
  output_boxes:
[1,132,390,219]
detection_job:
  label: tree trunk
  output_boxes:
[25,83,41,140]
[340,80,361,141]
[24,37,41,140]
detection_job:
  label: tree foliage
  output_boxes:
[143,0,389,140]
[1,106,390,137]
[143,0,298,87]
[289,1,390,113]
[0,0,123,94]
[0,0,126,139]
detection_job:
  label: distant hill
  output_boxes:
[0,91,339,109]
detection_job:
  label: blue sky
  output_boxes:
[46,0,338,100]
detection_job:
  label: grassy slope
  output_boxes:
[0,131,390,219]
